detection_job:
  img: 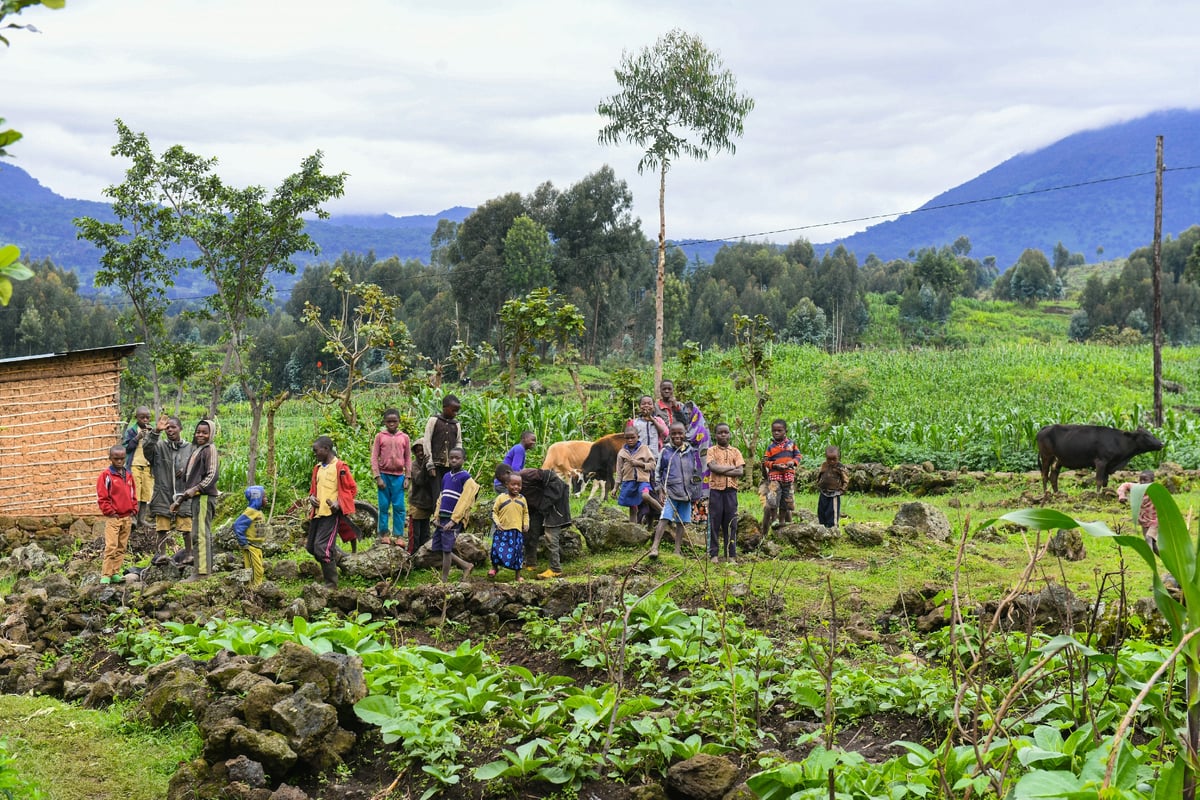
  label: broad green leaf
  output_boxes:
[472,761,510,780]
[998,508,1114,538]
[1153,753,1186,800]
[0,277,11,306]
[1011,769,1093,799]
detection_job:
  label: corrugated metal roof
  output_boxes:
[0,342,141,367]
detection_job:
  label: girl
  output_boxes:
[489,472,529,582]
[616,425,661,523]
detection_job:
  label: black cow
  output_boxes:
[1036,424,1163,493]
[580,433,625,498]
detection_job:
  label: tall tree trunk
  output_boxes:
[1152,135,1164,427]
[654,163,667,389]
[208,344,234,419]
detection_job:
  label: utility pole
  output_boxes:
[1152,135,1164,427]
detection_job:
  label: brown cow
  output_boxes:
[541,440,592,487]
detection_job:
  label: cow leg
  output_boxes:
[1049,463,1061,494]
[1094,460,1109,490]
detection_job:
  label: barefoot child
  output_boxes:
[649,423,701,559]
[489,473,529,581]
[432,447,478,582]
[761,419,800,532]
[617,425,661,523]
[97,444,137,584]
[816,446,850,529]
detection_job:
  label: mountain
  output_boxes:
[4,108,1200,288]
[821,108,1200,267]
[0,163,471,294]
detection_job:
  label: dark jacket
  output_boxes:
[143,429,195,517]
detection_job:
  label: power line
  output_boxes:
[66,162,1200,311]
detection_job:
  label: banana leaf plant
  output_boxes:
[993,483,1196,800]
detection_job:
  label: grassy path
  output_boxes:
[0,694,197,800]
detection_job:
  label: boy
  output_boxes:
[407,441,436,553]
[489,472,529,581]
[494,430,536,491]
[306,435,358,589]
[123,406,154,529]
[171,419,220,579]
[762,419,801,532]
[616,425,661,522]
[232,485,266,587]
[707,422,745,564]
[143,414,194,563]
[371,409,411,546]
[422,394,463,487]
[97,444,137,584]
[649,422,702,559]
[816,446,850,529]
[432,447,478,582]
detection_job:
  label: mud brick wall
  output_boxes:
[0,348,133,517]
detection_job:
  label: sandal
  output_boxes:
[487,569,497,578]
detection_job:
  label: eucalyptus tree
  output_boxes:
[597,28,753,388]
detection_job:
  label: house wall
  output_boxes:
[0,350,127,517]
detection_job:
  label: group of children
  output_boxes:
[617,413,850,564]
[99,409,222,585]
[97,392,852,589]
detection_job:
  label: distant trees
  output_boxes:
[0,257,117,358]
[992,248,1063,306]
[597,27,754,388]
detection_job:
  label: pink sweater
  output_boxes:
[371,430,411,477]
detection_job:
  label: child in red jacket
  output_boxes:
[307,436,358,588]
[97,444,137,584]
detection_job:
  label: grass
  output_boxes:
[0,696,200,800]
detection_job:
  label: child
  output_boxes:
[232,485,266,587]
[649,422,702,559]
[489,473,529,581]
[171,419,220,579]
[493,463,571,579]
[371,408,411,546]
[630,395,669,458]
[407,441,436,553]
[616,425,661,523]
[432,447,478,582]
[422,394,463,487]
[707,422,745,564]
[494,430,536,491]
[761,419,801,532]
[97,444,137,584]
[816,446,850,529]
[123,405,154,529]
[306,436,358,589]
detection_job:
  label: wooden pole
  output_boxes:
[1152,135,1164,427]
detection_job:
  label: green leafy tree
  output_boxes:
[447,193,528,345]
[496,288,584,396]
[302,264,407,428]
[783,298,828,347]
[76,124,192,408]
[502,214,553,294]
[597,28,754,389]
[99,121,345,482]
[16,304,42,354]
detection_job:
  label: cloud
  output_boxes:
[3,0,1200,245]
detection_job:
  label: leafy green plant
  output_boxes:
[0,738,45,800]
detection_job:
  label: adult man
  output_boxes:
[142,414,195,564]
[494,463,571,579]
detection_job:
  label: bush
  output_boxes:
[821,367,871,424]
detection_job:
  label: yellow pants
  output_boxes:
[133,464,154,504]
[102,516,132,578]
[241,544,264,587]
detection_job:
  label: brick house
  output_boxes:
[0,344,138,517]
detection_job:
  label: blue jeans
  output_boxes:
[377,473,406,536]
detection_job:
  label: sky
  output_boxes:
[3,0,1199,245]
